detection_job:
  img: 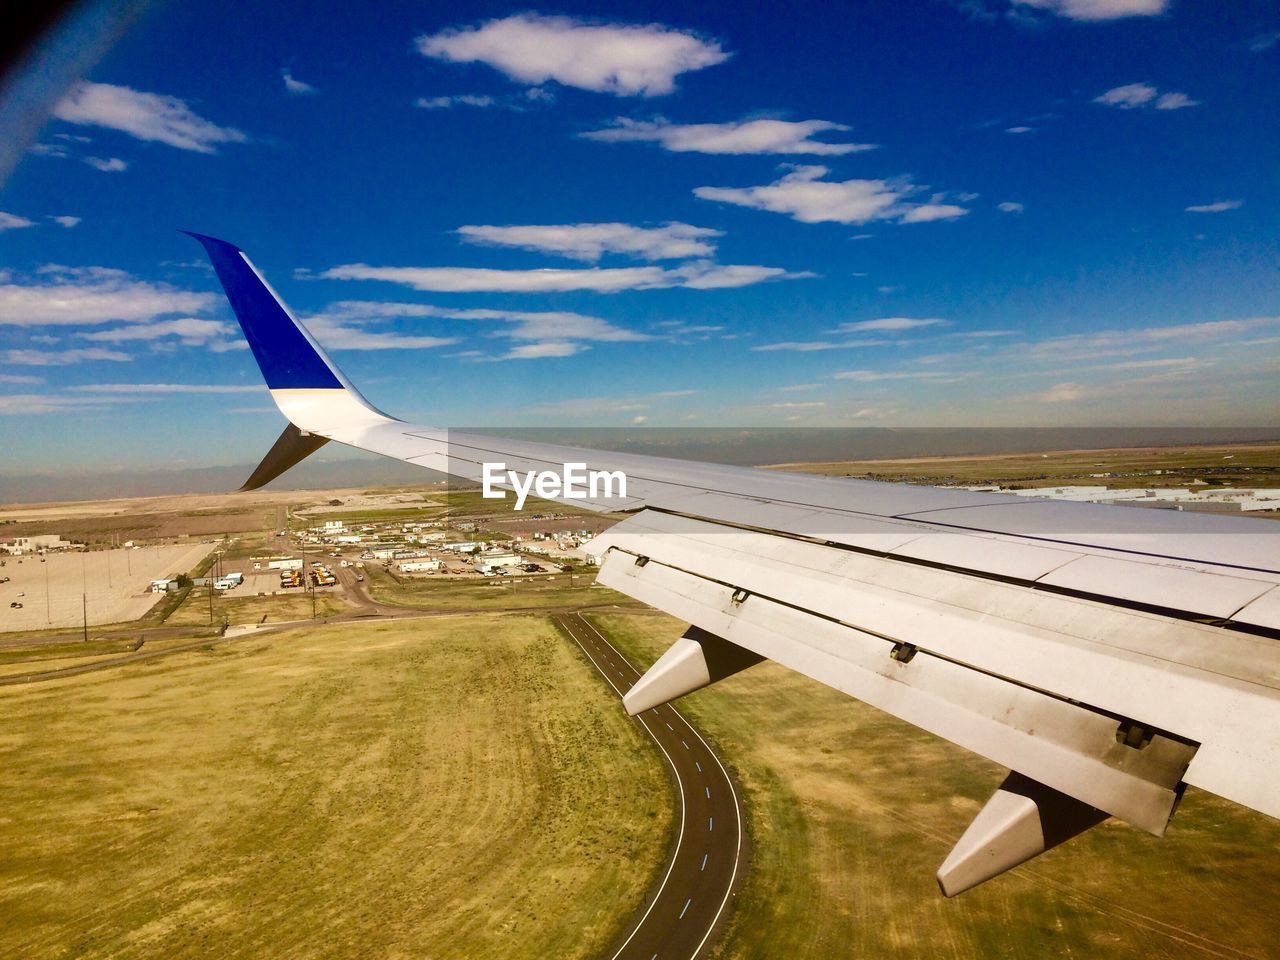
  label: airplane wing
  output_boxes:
[189,232,1280,895]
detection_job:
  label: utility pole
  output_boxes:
[44,559,50,624]
[82,592,87,643]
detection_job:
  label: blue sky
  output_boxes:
[0,0,1277,473]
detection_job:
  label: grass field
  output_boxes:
[0,616,673,959]
[767,442,1280,491]
[363,563,640,612]
[164,588,345,627]
[588,611,1280,960]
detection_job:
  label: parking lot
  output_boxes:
[0,543,213,632]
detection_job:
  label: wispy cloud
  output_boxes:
[1094,81,1198,111]
[317,260,810,293]
[457,222,722,261]
[1008,0,1168,21]
[415,94,495,109]
[2,348,131,366]
[69,383,263,394]
[525,388,697,415]
[0,212,35,231]
[80,317,235,345]
[1185,199,1242,213]
[582,118,876,155]
[1005,126,1034,134]
[832,368,971,382]
[752,339,888,352]
[308,302,645,348]
[1248,31,1280,53]
[0,374,42,384]
[833,317,947,333]
[1154,91,1199,110]
[0,394,126,415]
[416,13,728,97]
[0,267,214,326]
[303,315,463,351]
[52,82,247,153]
[695,165,969,226]
[50,215,81,228]
[997,201,1025,214]
[84,156,128,172]
[282,69,317,96]
[501,341,585,360]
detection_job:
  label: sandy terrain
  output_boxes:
[0,543,212,632]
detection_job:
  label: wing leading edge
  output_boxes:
[192,234,1280,895]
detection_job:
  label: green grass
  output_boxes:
[0,615,673,959]
[588,611,1280,960]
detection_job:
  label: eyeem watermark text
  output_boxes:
[482,462,627,510]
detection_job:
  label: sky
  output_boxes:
[0,0,1278,474]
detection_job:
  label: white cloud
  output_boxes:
[318,260,808,292]
[2,348,131,366]
[0,394,120,415]
[415,94,495,109]
[503,341,584,360]
[52,82,247,153]
[1037,381,1085,402]
[84,156,128,172]
[0,212,35,231]
[457,222,721,261]
[0,267,214,326]
[832,368,969,382]
[1249,31,1280,53]
[304,315,462,351]
[70,383,263,394]
[768,401,826,409]
[899,203,969,224]
[1155,91,1199,110]
[416,13,728,97]
[581,118,876,155]
[1093,82,1158,108]
[525,388,696,414]
[1005,126,1034,134]
[50,216,81,228]
[0,374,41,384]
[1010,0,1167,20]
[833,317,947,333]
[311,302,650,348]
[694,165,969,225]
[1013,316,1280,368]
[80,317,234,344]
[282,69,317,95]
[1185,200,1242,213]
[752,340,879,352]
[997,201,1025,214]
[1094,82,1198,111]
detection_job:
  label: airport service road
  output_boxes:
[554,612,744,960]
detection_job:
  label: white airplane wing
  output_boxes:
[190,233,1280,895]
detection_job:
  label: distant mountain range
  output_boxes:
[2,427,1276,504]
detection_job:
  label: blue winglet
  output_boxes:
[184,231,344,391]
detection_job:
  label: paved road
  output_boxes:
[554,612,744,960]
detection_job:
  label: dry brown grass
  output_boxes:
[0,615,672,959]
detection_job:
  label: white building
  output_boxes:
[400,559,443,573]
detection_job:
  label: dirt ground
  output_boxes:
[0,544,212,631]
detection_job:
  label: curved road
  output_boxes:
[554,612,744,960]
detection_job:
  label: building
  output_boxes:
[400,559,443,573]
[324,520,345,533]
[476,552,520,568]
[0,534,74,555]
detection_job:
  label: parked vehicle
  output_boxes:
[9,602,21,609]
